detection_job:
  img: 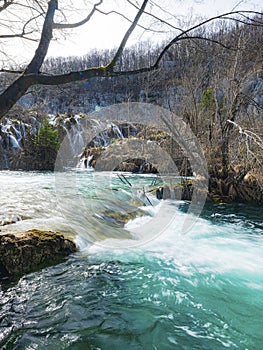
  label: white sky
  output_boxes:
[47,0,262,58]
[1,0,262,65]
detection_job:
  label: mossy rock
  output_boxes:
[0,229,77,280]
[96,208,147,227]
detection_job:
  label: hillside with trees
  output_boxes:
[0,1,262,203]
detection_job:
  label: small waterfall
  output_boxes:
[89,121,125,148]
[1,119,33,148]
[0,118,33,169]
[111,123,124,140]
[71,119,127,170]
[77,154,94,170]
[60,115,86,157]
[9,134,21,149]
[0,114,45,169]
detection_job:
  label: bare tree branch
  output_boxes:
[228,119,263,168]
[154,10,263,68]
[95,8,162,33]
[53,0,103,29]
[106,0,149,70]
[0,0,13,12]
[0,68,23,73]
[0,32,35,39]
[0,1,45,40]
[25,0,57,74]
[0,13,42,41]
[127,0,184,32]
[34,65,156,85]
[228,120,263,150]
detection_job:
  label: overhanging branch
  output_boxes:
[34,65,157,85]
[53,0,103,29]
[106,0,149,70]
[0,0,13,12]
[154,10,263,68]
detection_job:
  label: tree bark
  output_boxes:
[0,0,57,118]
[0,75,35,118]
[25,0,58,74]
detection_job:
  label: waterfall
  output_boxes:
[0,118,32,169]
[63,118,122,169]
[111,123,124,140]
[0,115,44,169]
[71,118,127,170]
[0,113,138,171]
[0,120,32,149]
[8,134,21,149]
[77,154,94,170]
[89,121,125,148]
[60,116,86,157]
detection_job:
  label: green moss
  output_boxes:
[0,229,77,283]
[98,208,147,226]
[149,132,169,141]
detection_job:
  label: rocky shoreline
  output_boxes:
[0,229,77,281]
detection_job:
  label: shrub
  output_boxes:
[34,117,60,151]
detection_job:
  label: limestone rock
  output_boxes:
[0,229,77,279]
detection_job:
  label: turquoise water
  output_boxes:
[0,171,262,350]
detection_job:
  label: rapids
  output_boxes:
[0,171,262,350]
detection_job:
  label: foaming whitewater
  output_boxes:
[0,171,262,350]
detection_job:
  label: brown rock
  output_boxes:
[0,229,77,279]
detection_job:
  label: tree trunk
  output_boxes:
[221,137,230,178]
[0,0,57,117]
[0,75,35,117]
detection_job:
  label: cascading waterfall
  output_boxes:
[62,118,85,156]
[0,118,36,169]
[79,122,126,169]
[77,154,94,170]
[58,115,128,169]
[90,120,125,147]
[0,113,130,170]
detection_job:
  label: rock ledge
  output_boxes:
[0,229,77,279]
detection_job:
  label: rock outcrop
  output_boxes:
[208,169,263,204]
[0,229,77,280]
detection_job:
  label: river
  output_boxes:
[0,171,262,350]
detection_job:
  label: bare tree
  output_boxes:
[0,0,262,119]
